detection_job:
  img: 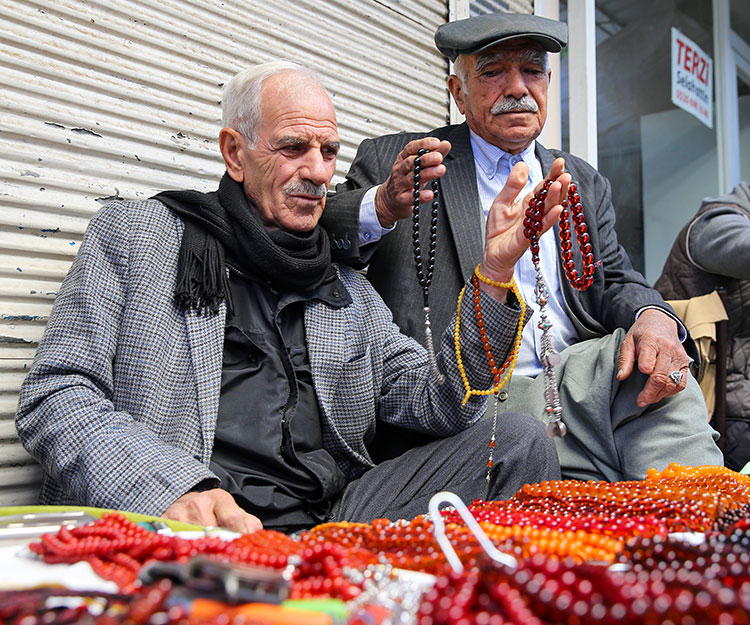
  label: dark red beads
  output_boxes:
[526,179,595,290]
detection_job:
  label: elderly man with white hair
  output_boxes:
[16,61,562,534]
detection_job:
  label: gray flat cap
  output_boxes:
[435,13,568,61]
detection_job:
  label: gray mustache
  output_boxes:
[284,181,327,198]
[491,95,539,114]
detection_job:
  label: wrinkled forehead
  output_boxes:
[472,40,548,72]
[261,78,338,134]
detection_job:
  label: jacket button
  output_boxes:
[498,390,508,401]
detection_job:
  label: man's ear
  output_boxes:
[447,75,466,115]
[219,127,246,183]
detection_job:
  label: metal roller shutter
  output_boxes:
[472,1,534,16]
[0,0,451,505]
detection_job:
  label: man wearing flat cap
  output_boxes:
[323,12,722,482]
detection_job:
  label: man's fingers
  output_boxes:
[214,503,262,534]
[162,488,262,533]
[163,493,218,527]
[637,369,668,406]
[399,141,450,185]
[243,515,264,533]
[403,137,451,159]
[493,162,530,210]
[398,138,450,177]
[636,384,662,408]
[546,157,566,181]
[635,339,658,376]
[616,334,635,380]
[636,350,689,406]
[378,138,452,226]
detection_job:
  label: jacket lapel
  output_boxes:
[440,123,485,280]
[184,304,226,463]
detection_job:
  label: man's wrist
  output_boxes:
[475,263,515,304]
[374,186,397,228]
[360,186,394,245]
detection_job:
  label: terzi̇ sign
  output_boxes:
[671,27,713,128]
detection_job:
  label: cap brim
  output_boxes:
[468,33,564,56]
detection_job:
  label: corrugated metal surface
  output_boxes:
[0,0,450,506]
[472,0,533,16]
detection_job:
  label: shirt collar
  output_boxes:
[469,130,537,181]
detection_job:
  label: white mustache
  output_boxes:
[284,181,326,198]
[491,95,539,114]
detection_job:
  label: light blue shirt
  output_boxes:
[358,186,393,244]
[470,131,578,377]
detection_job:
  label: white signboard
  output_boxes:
[671,28,713,128]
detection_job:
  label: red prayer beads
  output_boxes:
[523,178,598,438]
[0,580,182,625]
[524,180,595,291]
[22,465,750,624]
[559,182,595,289]
[418,543,750,625]
[288,540,365,601]
[29,512,235,591]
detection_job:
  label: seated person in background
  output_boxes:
[15,61,561,535]
[655,182,750,472]
[322,12,723,482]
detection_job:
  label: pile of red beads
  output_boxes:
[27,512,375,601]
[23,464,750,623]
[308,516,622,572]
[287,540,368,601]
[306,464,750,573]
[28,512,228,592]
[0,579,183,625]
[417,541,750,625]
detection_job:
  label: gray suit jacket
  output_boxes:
[16,197,520,517]
[323,122,681,351]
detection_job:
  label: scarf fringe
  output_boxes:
[157,174,330,314]
[174,244,229,315]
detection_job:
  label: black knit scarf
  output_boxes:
[154,173,332,314]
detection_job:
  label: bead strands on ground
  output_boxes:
[524,179,596,438]
[412,149,444,384]
[19,464,750,624]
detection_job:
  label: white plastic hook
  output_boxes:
[428,491,518,573]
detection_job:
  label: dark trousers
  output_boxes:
[327,411,560,523]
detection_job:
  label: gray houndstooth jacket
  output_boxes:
[16,197,522,517]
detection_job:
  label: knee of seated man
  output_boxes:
[486,412,560,471]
